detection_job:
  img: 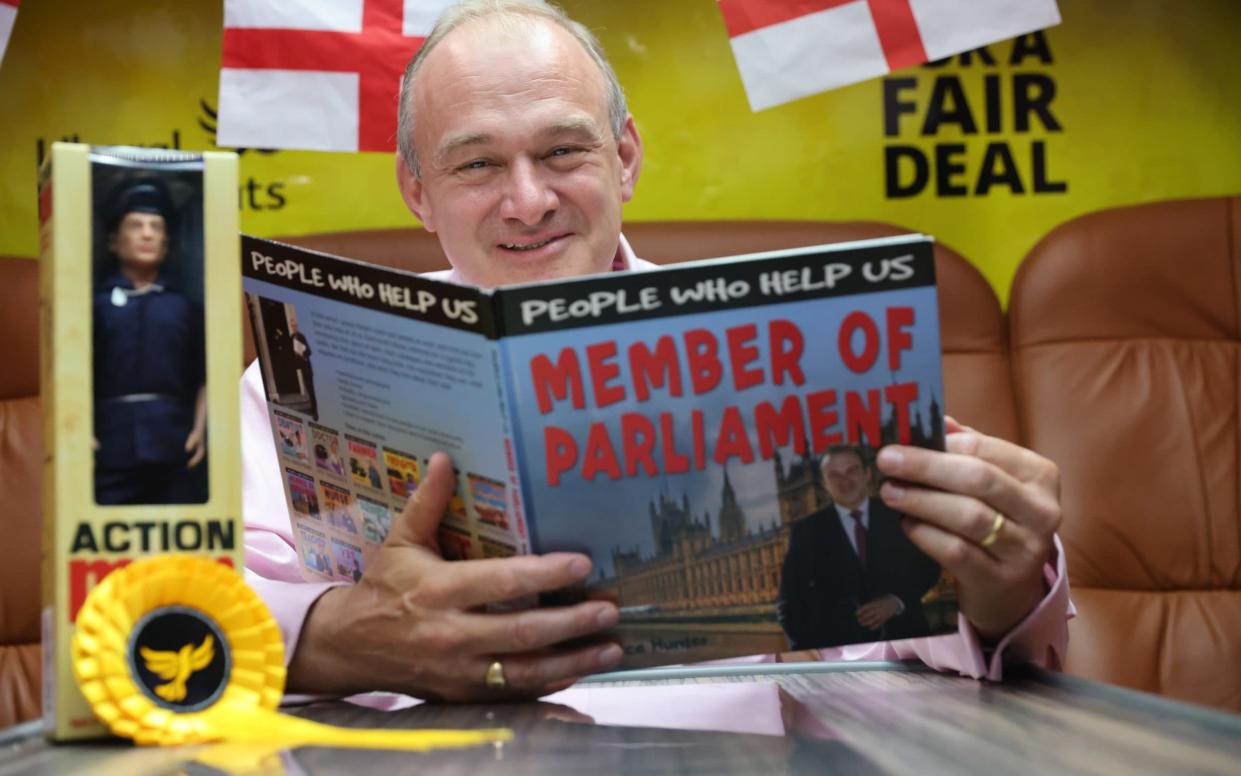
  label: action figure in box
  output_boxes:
[92,180,208,505]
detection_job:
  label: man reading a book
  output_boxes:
[242,0,1071,703]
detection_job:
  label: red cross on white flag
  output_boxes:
[0,0,20,71]
[719,0,1061,111]
[218,0,457,152]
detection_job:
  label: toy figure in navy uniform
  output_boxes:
[92,179,208,505]
[777,444,942,649]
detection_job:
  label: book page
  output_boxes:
[242,237,525,582]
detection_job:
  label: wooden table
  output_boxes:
[2,662,1238,775]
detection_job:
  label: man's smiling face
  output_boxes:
[398,15,642,288]
[822,450,870,511]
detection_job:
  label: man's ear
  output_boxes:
[395,153,436,232]
[617,114,643,204]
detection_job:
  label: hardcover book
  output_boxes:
[39,144,242,740]
[242,233,958,667]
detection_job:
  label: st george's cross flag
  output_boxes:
[719,0,1061,111]
[217,0,457,152]
[0,0,20,71]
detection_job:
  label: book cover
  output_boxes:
[242,234,958,668]
[39,144,241,740]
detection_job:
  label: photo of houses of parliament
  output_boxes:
[599,396,950,617]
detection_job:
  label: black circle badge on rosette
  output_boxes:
[127,605,232,712]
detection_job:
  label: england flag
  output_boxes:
[218,0,457,152]
[0,0,19,71]
[719,0,1061,111]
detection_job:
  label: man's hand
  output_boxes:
[185,384,207,469]
[183,426,206,469]
[287,452,623,701]
[855,595,903,631]
[876,417,1060,642]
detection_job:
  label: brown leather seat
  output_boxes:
[0,256,43,728]
[1010,197,1241,710]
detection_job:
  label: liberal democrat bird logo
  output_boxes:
[139,635,215,702]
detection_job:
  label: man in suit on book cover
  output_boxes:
[778,445,942,650]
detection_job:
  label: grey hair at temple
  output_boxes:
[395,0,629,178]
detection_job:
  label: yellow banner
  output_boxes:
[1,1,1238,299]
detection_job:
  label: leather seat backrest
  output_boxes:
[0,256,44,728]
[1009,197,1241,710]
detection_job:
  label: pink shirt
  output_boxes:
[242,234,1073,706]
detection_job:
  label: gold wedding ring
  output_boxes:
[979,512,1007,548]
[485,660,507,691]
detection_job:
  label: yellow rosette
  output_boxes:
[72,554,511,751]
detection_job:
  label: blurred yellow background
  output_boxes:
[1,0,1238,299]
